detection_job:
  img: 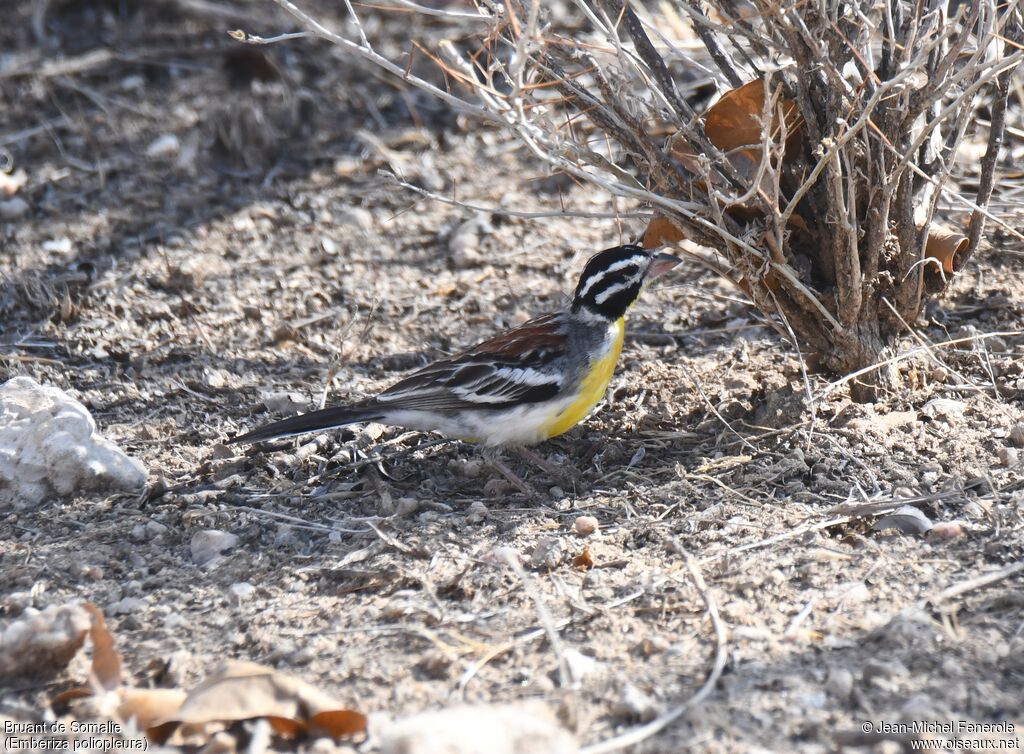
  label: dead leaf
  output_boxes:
[82,603,122,691]
[703,78,801,154]
[925,224,969,274]
[118,688,188,730]
[641,215,685,249]
[572,547,594,570]
[873,505,934,535]
[149,660,366,744]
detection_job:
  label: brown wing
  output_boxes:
[373,313,567,412]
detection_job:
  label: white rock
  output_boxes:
[230,582,255,601]
[0,377,146,509]
[42,237,73,255]
[338,207,374,231]
[0,197,30,220]
[612,683,660,722]
[825,667,854,698]
[922,398,967,420]
[108,597,145,615]
[379,702,577,754]
[562,648,600,684]
[190,529,239,565]
[146,133,180,159]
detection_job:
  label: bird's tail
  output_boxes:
[230,404,384,444]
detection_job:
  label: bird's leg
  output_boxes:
[480,447,534,495]
[515,446,577,486]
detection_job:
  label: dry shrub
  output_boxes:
[255,0,1023,399]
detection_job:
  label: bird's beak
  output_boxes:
[645,252,682,279]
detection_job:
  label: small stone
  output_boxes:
[274,525,295,548]
[42,237,73,255]
[572,515,599,537]
[164,612,188,630]
[922,398,966,421]
[146,133,180,159]
[928,521,965,539]
[108,597,145,615]
[145,519,169,539]
[612,683,659,722]
[338,207,373,231]
[562,649,599,684]
[379,702,576,754]
[190,529,239,565]
[530,538,565,570]
[825,667,854,698]
[636,636,670,657]
[4,591,33,614]
[262,391,306,414]
[862,658,909,685]
[1009,424,1024,448]
[320,237,337,254]
[998,447,1019,467]
[130,524,148,542]
[229,582,255,602]
[466,500,488,523]
[0,197,30,220]
[396,497,420,517]
[987,336,1008,353]
[484,546,525,567]
[448,221,480,268]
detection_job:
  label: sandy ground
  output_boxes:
[2,2,1023,752]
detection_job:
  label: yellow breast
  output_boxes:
[542,317,625,439]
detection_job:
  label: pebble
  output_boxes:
[635,635,670,657]
[396,497,420,517]
[922,398,966,421]
[928,521,965,539]
[562,648,599,684]
[530,537,565,570]
[146,133,180,159]
[3,591,33,614]
[612,683,660,722]
[825,667,854,698]
[190,529,239,565]
[130,524,148,542]
[379,702,576,754]
[230,582,255,602]
[448,218,480,268]
[572,515,599,537]
[466,500,488,523]
[338,207,373,231]
[998,447,1019,466]
[1009,423,1024,448]
[42,237,73,255]
[108,597,145,615]
[164,612,188,630]
[0,197,30,220]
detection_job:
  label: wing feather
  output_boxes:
[373,313,566,412]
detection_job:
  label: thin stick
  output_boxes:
[580,557,728,754]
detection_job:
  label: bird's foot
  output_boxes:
[515,446,577,487]
[481,448,535,495]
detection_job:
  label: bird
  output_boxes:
[231,244,680,485]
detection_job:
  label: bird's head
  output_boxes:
[571,244,681,320]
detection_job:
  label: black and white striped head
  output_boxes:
[571,244,680,320]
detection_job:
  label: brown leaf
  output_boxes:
[572,547,594,570]
[118,688,188,730]
[641,215,686,248]
[925,224,969,274]
[82,603,122,691]
[150,661,366,743]
[703,78,801,154]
